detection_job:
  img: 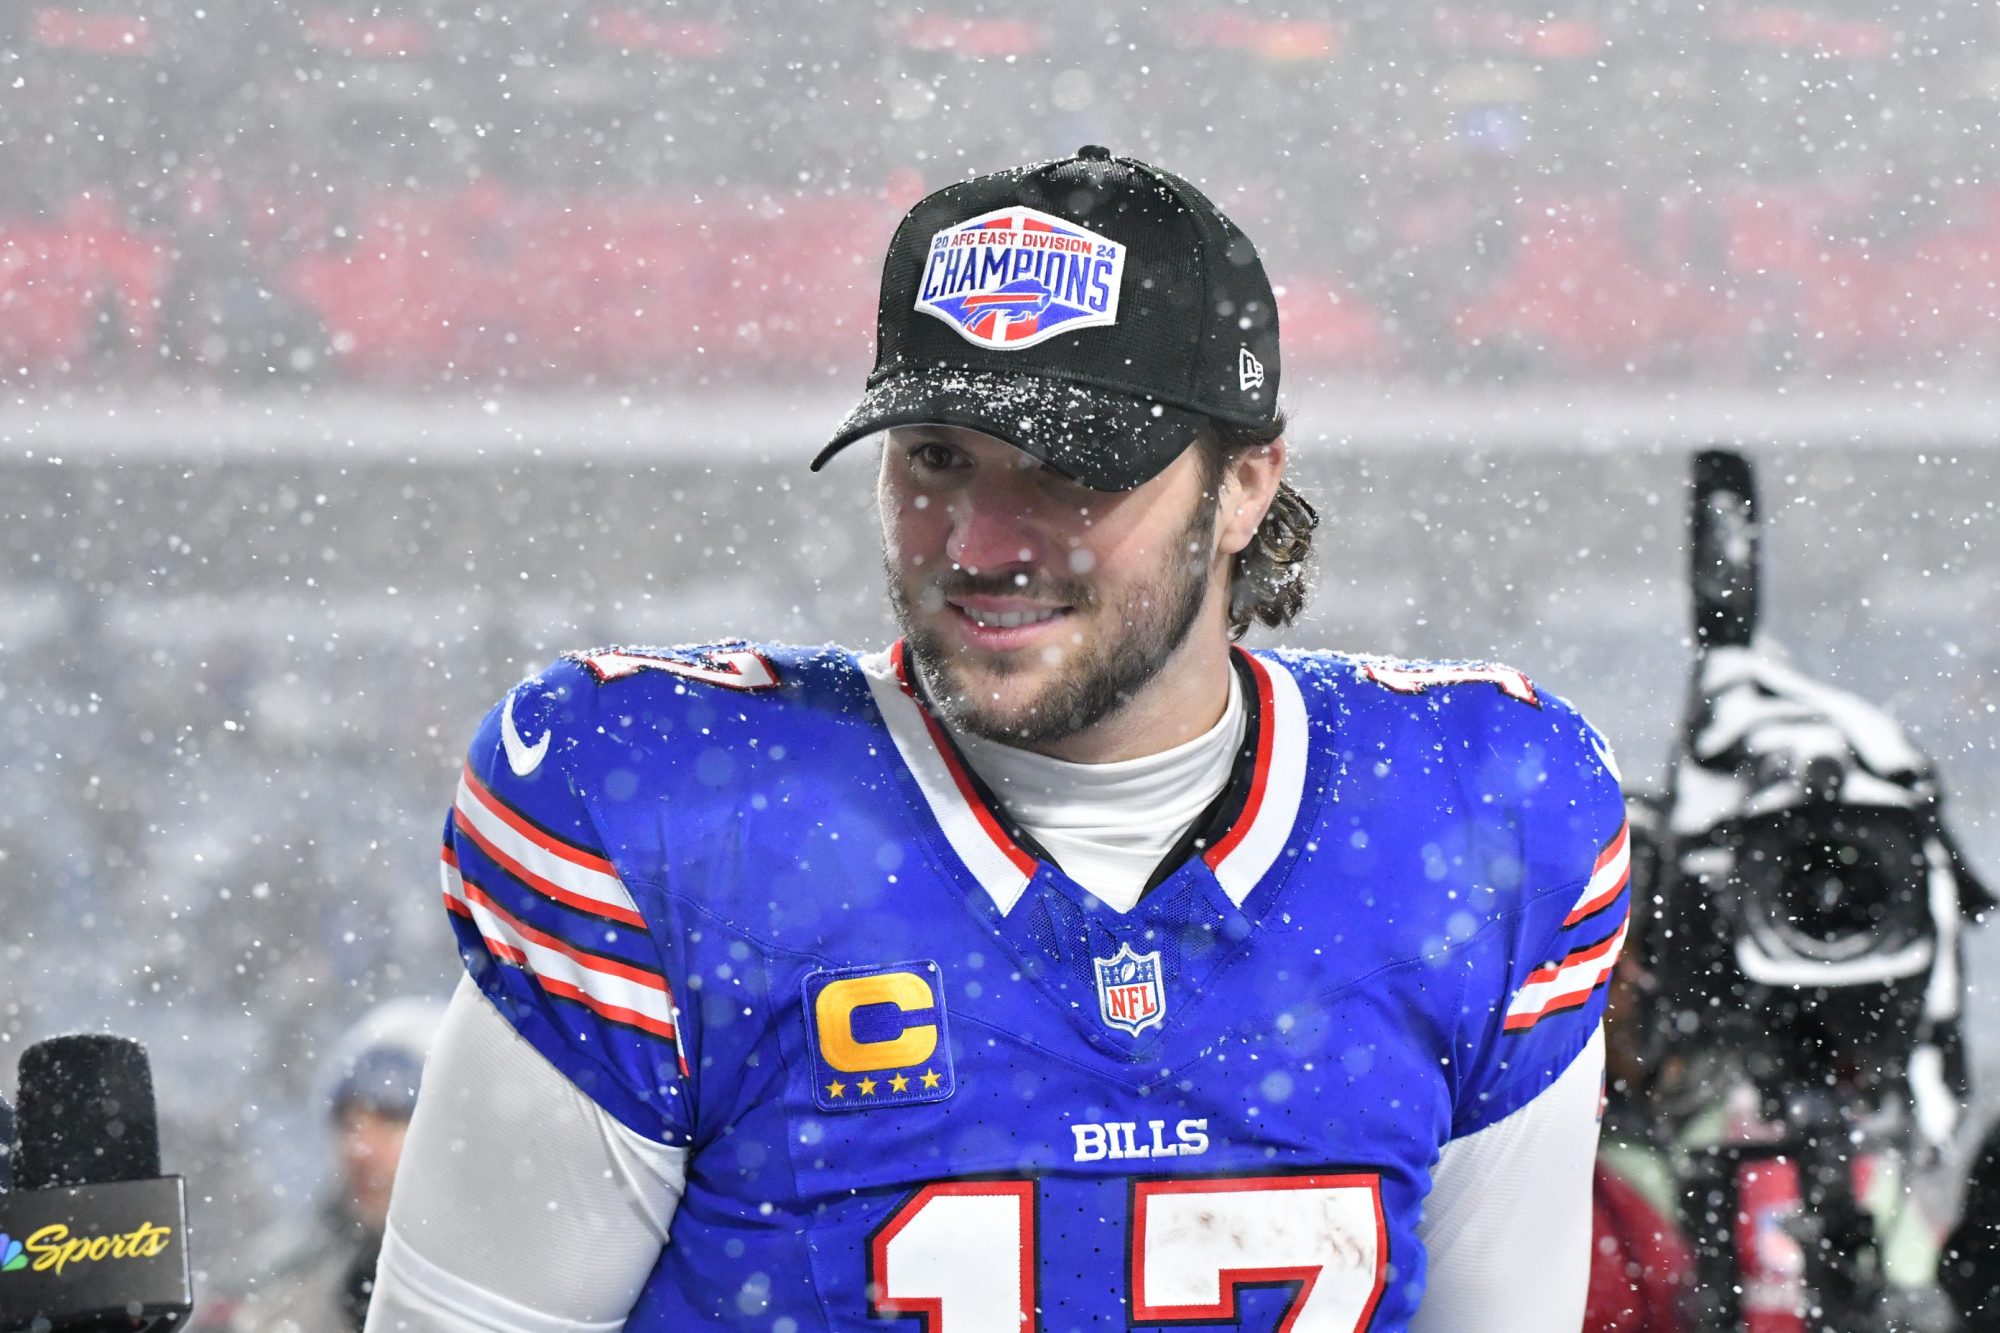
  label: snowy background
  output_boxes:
[2,0,1999,1301]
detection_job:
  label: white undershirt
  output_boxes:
[952,667,1245,912]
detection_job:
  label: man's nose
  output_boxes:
[944,484,1042,575]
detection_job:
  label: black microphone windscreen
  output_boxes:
[16,1033,161,1190]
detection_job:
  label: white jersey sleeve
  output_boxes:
[1410,1025,1606,1333]
[365,977,687,1332]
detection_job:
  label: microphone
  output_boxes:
[0,1035,193,1331]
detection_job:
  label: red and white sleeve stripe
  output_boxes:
[442,851,678,1042]
[1502,919,1628,1033]
[451,765,645,928]
[1561,820,1631,928]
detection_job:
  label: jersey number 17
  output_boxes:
[868,1171,1388,1331]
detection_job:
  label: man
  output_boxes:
[368,147,1628,1331]
[235,999,442,1333]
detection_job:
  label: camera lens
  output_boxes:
[1736,807,1930,966]
[1791,835,1894,941]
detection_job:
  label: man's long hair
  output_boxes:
[1195,409,1317,639]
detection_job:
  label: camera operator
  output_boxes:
[1587,800,1696,1333]
[1941,1116,2000,1324]
[1650,641,1991,1331]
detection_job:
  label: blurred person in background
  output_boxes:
[233,998,442,1333]
[1585,800,1694,1333]
[1939,1116,2000,1326]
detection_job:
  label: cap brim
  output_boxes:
[812,367,1206,492]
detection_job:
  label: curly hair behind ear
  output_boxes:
[1196,409,1319,640]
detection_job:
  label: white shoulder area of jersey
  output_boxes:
[563,642,784,692]
[1344,652,1543,708]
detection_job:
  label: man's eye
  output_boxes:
[910,442,960,472]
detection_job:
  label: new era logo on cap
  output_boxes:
[1239,347,1265,392]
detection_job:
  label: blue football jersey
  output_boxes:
[438,641,1629,1331]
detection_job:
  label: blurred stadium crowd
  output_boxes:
[10,0,2000,387]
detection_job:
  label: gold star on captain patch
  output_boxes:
[888,1073,910,1093]
[857,1077,878,1096]
[826,1080,846,1099]
[920,1068,941,1090]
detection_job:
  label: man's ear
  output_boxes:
[1216,437,1286,557]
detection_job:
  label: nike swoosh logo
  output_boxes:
[1588,729,1623,785]
[502,690,551,777]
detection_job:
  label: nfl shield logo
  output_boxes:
[914,206,1126,351]
[1094,943,1165,1037]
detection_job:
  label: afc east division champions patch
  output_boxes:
[915,206,1126,350]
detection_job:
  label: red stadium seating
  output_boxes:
[282,188,893,384]
[19,175,2000,386]
[1455,192,1674,374]
[1277,281,1395,376]
[0,197,168,377]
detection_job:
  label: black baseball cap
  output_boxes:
[813,146,1281,492]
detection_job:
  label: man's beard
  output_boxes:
[885,487,1219,747]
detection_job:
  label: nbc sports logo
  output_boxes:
[0,1231,23,1272]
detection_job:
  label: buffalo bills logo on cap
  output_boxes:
[915,206,1125,350]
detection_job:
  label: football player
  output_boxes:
[368,148,1629,1332]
